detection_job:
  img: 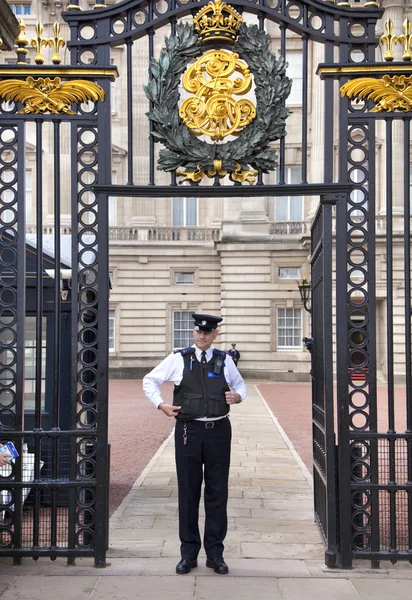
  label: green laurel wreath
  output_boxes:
[144,21,291,177]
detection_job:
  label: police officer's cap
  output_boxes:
[231,343,236,347]
[192,313,223,332]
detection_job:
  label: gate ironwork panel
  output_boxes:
[310,197,338,567]
[0,63,115,564]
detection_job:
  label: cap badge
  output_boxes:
[201,320,207,325]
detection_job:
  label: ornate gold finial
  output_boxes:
[398,18,412,61]
[31,22,52,65]
[179,49,256,141]
[0,77,105,115]
[49,22,65,65]
[340,75,412,112]
[194,0,243,44]
[380,19,398,62]
[15,19,29,65]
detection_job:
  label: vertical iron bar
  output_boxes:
[323,195,338,566]
[169,17,177,186]
[94,74,112,567]
[337,14,352,567]
[68,119,79,564]
[51,120,62,549]
[386,118,395,435]
[278,19,286,185]
[301,27,308,183]
[148,23,155,186]
[33,119,43,549]
[324,25,334,184]
[257,11,265,185]
[367,109,380,566]
[404,117,412,433]
[385,118,397,555]
[126,39,134,185]
[14,121,26,559]
[403,118,412,552]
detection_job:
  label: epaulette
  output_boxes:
[173,347,196,356]
[213,349,226,358]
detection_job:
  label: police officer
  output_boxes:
[143,313,247,575]
[227,343,240,366]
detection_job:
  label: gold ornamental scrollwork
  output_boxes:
[340,75,412,112]
[179,49,256,141]
[0,76,105,114]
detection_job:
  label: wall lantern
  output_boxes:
[297,277,311,313]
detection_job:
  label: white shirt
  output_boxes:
[143,345,247,413]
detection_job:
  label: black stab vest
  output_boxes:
[173,350,230,420]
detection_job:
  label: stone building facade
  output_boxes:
[2,0,411,381]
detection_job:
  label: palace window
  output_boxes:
[278,267,301,280]
[173,311,194,349]
[275,167,303,221]
[175,272,195,285]
[109,309,115,351]
[10,3,31,15]
[277,307,302,349]
[172,197,197,227]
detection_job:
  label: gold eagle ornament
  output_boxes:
[340,74,412,112]
[0,76,105,114]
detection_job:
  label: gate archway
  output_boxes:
[0,0,411,569]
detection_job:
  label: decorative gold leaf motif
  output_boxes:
[176,161,257,184]
[0,77,105,114]
[340,75,412,112]
[230,163,258,184]
[179,49,256,141]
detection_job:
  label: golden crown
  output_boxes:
[194,0,243,44]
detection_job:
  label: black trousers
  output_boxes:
[174,417,232,560]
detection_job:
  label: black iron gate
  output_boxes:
[1,0,411,569]
[310,196,338,567]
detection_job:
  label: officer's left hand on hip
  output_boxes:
[225,389,240,404]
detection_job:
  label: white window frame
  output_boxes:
[277,307,303,350]
[173,310,194,349]
[172,197,198,227]
[275,167,304,221]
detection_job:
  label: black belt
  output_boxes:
[186,418,227,429]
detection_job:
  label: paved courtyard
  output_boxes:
[0,380,411,598]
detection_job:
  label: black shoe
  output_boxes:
[176,558,198,575]
[206,557,229,574]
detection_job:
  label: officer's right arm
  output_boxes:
[142,353,182,416]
